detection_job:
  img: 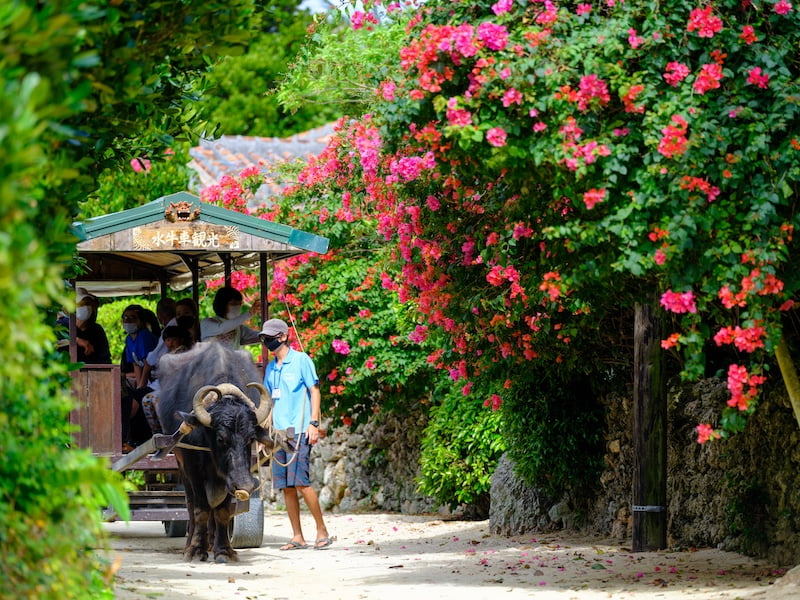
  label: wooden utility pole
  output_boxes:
[632,302,667,551]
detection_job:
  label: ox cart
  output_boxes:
[68,192,328,548]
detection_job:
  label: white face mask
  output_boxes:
[76,306,92,321]
[123,322,139,335]
[226,307,241,320]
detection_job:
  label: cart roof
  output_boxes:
[71,192,329,296]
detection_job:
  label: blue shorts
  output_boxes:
[272,435,311,490]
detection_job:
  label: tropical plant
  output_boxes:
[277,0,800,448]
[80,146,193,219]
[0,0,266,596]
[200,1,340,136]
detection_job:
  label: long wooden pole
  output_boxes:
[632,302,667,551]
[775,335,800,428]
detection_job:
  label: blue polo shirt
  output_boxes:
[264,347,319,433]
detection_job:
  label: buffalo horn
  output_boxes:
[192,385,220,427]
[247,382,272,426]
[213,383,254,408]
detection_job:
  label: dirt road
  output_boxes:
[104,511,799,599]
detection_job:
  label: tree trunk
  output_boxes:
[632,302,667,551]
[774,335,800,428]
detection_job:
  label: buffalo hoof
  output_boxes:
[184,548,209,562]
[214,549,238,564]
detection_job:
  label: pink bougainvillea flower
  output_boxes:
[131,157,151,173]
[774,0,793,14]
[680,175,720,202]
[577,74,610,110]
[696,423,721,444]
[627,28,644,48]
[491,0,514,15]
[746,66,770,88]
[660,289,697,314]
[483,393,503,411]
[486,127,508,147]
[446,97,473,127]
[331,339,351,355]
[536,0,559,24]
[713,324,766,353]
[657,115,689,158]
[693,63,724,94]
[502,87,523,107]
[686,6,723,37]
[408,324,428,343]
[726,364,766,411]
[576,3,592,14]
[663,61,690,86]
[739,25,758,44]
[381,80,397,101]
[582,188,606,209]
[654,247,667,265]
[477,22,509,50]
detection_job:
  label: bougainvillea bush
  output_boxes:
[201,166,438,424]
[281,0,799,447]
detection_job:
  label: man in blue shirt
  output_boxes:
[261,318,333,551]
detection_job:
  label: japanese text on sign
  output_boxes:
[132,224,240,250]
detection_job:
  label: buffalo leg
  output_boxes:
[211,501,238,563]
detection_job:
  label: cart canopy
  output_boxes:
[71,191,328,296]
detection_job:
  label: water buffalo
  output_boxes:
[157,342,273,562]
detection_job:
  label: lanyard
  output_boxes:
[271,361,283,393]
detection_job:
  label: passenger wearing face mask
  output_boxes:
[137,297,178,389]
[120,305,159,397]
[61,289,111,364]
[120,305,159,449]
[200,286,261,350]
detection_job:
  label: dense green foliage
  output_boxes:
[418,380,505,510]
[200,2,340,136]
[0,0,266,596]
[503,370,605,499]
[80,146,193,219]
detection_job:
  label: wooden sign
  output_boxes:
[132,222,241,251]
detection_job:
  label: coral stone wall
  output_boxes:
[281,378,800,565]
[491,378,800,566]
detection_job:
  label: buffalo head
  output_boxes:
[178,382,272,502]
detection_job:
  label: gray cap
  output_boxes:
[260,318,288,337]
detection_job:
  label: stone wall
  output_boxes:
[265,407,442,515]
[266,378,800,565]
[490,378,800,566]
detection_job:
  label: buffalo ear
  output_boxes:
[255,426,274,450]
[177,410,205,429]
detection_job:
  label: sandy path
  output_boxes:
[105,511,797,599]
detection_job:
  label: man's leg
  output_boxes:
[280,487,307,549]
[297,485,331,547]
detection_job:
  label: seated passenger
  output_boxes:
[120,305,159,448]
[200,286,261,350]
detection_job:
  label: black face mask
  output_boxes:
[263,337,283,352]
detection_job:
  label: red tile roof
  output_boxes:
[188,123,335,207]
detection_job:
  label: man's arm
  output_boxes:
[307,384,322,444]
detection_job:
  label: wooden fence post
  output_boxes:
[632,301,667,551]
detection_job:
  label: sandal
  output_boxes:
[279,541,309,551]
[314,536,335,550]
